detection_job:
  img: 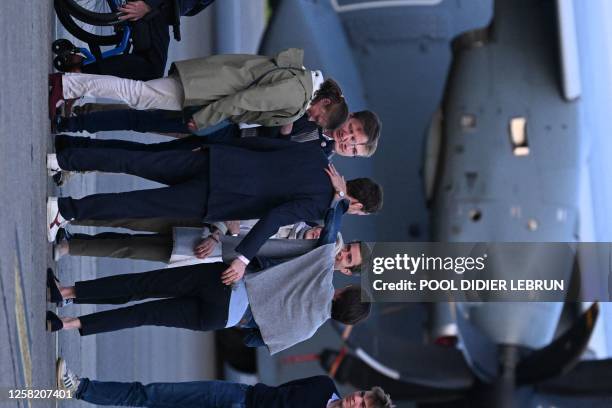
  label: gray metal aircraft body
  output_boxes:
[216,1,612,407]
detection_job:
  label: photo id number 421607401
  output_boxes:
[6,389,72,400]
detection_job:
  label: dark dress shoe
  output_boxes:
[55,228,72,244]
[51,114,67,134]
[47,268,63,306]
[46,311,63,332]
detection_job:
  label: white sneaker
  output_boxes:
[47,153,62,176]
[47,197,68,242]
[56,358,79,393]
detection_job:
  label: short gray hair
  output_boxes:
[369,386,394,408]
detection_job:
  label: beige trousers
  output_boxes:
[62,73,184,111]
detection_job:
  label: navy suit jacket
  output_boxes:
[204,137,334,260]
[205,115,336,157]
[248,375,340,408]
[258,115,317,139]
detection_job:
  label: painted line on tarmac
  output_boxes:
[14,245,33,408]
[13,230,34,407]
[0,262,21,396]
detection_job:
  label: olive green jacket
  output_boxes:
[171,48,314,129]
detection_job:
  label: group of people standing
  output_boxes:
[46,1,393,407]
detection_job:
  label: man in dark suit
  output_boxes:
[47,137,383,282]
[57,358,394,407]
[53,109,381,158]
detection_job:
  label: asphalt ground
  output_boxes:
[0,2,264,407]
[0,2,57,407]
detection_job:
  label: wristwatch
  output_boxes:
[337,190,345,198]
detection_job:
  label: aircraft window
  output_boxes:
[509,117,530,156]
[460,114,477,131]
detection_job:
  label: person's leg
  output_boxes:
[57,109,189,134]
[62,73,184,111]
[56,147,208,185]
[57,178,208,222]
[81,54,161,82]
[73,103,130,115]
[71,217,202,234]
[55,134,203,152]
[73,263,227,304]
[80,6,169,81]
[77,295,228,335]
[67,232,172,263]
[76,377,249,407]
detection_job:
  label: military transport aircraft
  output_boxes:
[218,0,612,407]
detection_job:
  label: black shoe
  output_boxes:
[51,114,67,134]
[55,227,72,244]
[47,268,63,306]
[46,311,63,332]
[52,171,72,187]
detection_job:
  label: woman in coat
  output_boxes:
[49,48,349,131]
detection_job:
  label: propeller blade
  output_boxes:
[455,305,499,383]
[516,302,599,385]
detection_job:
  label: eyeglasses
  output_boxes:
[346,142,368,158]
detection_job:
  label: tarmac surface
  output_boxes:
[0,1,264,407]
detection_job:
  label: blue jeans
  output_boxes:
[76,377,251,407]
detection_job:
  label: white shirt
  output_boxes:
[327,393,341,407]
[308,70,325,108]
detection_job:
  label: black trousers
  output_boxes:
[75,263,231,336]
[55,133,205,152]
[69,232,173,263]
[72,217,203,234]
[81,10,170,81]
[57,147,209,221]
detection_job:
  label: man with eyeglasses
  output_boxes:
[53,109,382,159]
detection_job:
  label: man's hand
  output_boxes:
[187,118,198,133]
[324,163,347,198]
[193,236,219,259]
[221,258,247,285]
[118,1,152,21]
